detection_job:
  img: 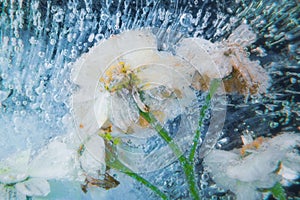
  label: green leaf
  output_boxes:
[113,137,121,145]
[99,132,120,145]
[269,182,286,200]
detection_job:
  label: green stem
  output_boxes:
[139,111,200,200]
[107,79,220,199]
[124,171,167,200]
[188,79,221,163]
[105,144,168,200]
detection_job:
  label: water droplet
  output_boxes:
[143,7,149,13]
[29,95,35,101]
[110,157,115,162]
[288,44,297,53]
[95,34,104,42]
[290,77,296,84]
[269,121,279,128]
[211,195,218,200]
[20,110,26,115]
[16,101,21,106]
[180,13,193,27]
[116,11,122,17]
[101,14,109,21]
[67,33,73,42]
[29,36,37,44]
[1,73,8,79]
[51,5,59,13]
[88,33,95,42]
[53,9,65,23]
[50,39,56,45]
[38,51,45,58]
[11,37,17,46]
[8,84,14,90]
[200,182,208,190]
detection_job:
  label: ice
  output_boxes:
[0,0,299,199]
[0,90,10,103]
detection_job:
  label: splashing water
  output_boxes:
[0,0,299,199]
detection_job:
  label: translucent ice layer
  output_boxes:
[0,0,299,199]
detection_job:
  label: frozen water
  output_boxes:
[0,0,299,199]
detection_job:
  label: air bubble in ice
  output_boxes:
[288,44,297,53]
[29,37,37,45]
[269,121,279,128]
[50,39,56,45]
[200,182,208,190]
[53,10,65,23]
[180,13,193,27]
[88,33,95,42]
[8,84,14,90]
[101,13,109,21]
[290,77,296,84]
[201,172,209,181]
[38,51,45,58]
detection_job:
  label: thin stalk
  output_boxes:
[124,171,168,199]
[106,79,220,199]
[139,111,200,200]
[188,79,221,163]
[105,144,168,200]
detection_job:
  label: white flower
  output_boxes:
[0,150,50,198]
[203,133,300,200]
[0,131,105,199]
[177,23,269,96]
[71,29,218,172]
[71,29,199,135]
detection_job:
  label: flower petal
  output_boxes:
[0,150,30,184]
[28,141,77,180]
[71,29,156,102]
[15,178,50,197]
[79,134,106,178]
